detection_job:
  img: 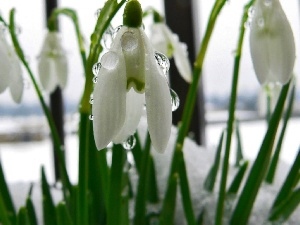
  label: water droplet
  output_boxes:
[93,76,98,84]
[92,62,102,75]
[248,6,255,18]
[170,89,180,111]
[257,18,265,28]
[95,8,102,19]
[112,25,123,39]
[264,0,272,7]
[121,31,138,51]
[14,25,22,35]
[89,94,94,104]
[89,114,94,120]
[122,135,136,150]
[154,51,170,75]
[106,142,113,149]
[244,20,251,29]
[23,79,31,89]
[101,25,114,49]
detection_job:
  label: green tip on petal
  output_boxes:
[123,0,143,28]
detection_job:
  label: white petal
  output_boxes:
[143,31,172,153]
[113,89,144,143]
[250,0,295,85]
[150,24,170,57]
[173,42,192,83]
[38,56,58,93]
[0,49,11,93]
[92,51,127,150]
[9,58,23,103]
[55,55,68,89]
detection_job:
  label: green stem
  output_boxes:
[8,8,72,195]
[162,0,226,222]
[215,1,254,224]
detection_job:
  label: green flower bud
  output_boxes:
[123,0,143,28]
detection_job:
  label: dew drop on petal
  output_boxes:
[257,18,265,28]
[122,135,136,150]
[170,89,180,111]
[92,62,102,75]
[248,6,255,18]
[23,79,31,89]
[112,25,123,39]
[121,32,138,51]
[154,51,170,75]
[89,94,94,105]
[101,51,119,70]
[264,0,272,7]
[101,25,114,49]
[93,76,98,84]
[89,114,94,120]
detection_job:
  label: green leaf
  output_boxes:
[17,207,30,225]
[234,120,244,167]
[265,83,295,184]
[230,81,291,224]
[196,207,206,225]
[41,167,57,225]
[271,147,300,209]
[269,188,300,222]
[227,160,249,194]
[0,192,12,225]
[25,197,38,225]
[0,161,16,224]
[203,130,225,192]
[56,202,74,225]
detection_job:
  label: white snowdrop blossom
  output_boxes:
[250,0,295,85]
[0,29,23,103]
[38,31,68,93]
[92,0,172,153]
[150,23,192,83]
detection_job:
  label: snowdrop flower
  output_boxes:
[92,0,172,153]
[150,22,192,83]
[0,29,23,103]
[250,0,295,85]
[38,31,68,93]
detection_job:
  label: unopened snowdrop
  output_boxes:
[0,29,23,103]
[38,31,68,93]
[151,22,192,83]
[92,0,172,153]
[250,0,295,85]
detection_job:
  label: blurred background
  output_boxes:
[0,0,300,183]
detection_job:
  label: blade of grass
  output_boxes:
[230,81,291,224]
[56,202,74,225]
[0,161,16,224]
[107,144,125,225]
[25,198,38,225]
[203,130,225,192]
[227,160,249,195]
[269,188,300,222]
[271,147,300,209]
[17,207,30,225]
[0,192,12,225]
[41,167,57,225]
[265,82,295,184]
[197,207,206,225]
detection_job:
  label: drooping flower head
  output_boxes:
[0,28,23,103]
[92,0,172,153]
[38,31,68,93]
[149,11,192,83]
[249,0,295,85]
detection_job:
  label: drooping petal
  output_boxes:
[150,24,170,57]
[38,56,58,93]
[173,41,192,83]
[113,89,144,143]
[9,57,23,103]
[92,51,127,150]
[143,30,172,153]
[55,55,68,89]
[250,0,295,85]
[0,48,11,93]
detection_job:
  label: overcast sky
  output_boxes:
[0,0,299,106]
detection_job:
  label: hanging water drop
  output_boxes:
[154,51,170,75]
[95,8,102,19]
[106,142,113,149]
[122,135,136,150]
[89,114,94,120]
[264,0,272,7]
[23,79,31,89]
[112,25,123,39]
[92,62,102,75]
[101,25,114,49]
[93,76,98,84]
[89,94,94,105]
[170,89,180,111]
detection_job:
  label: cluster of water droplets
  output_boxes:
[92,61,101,84]
[245,0,273,29]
